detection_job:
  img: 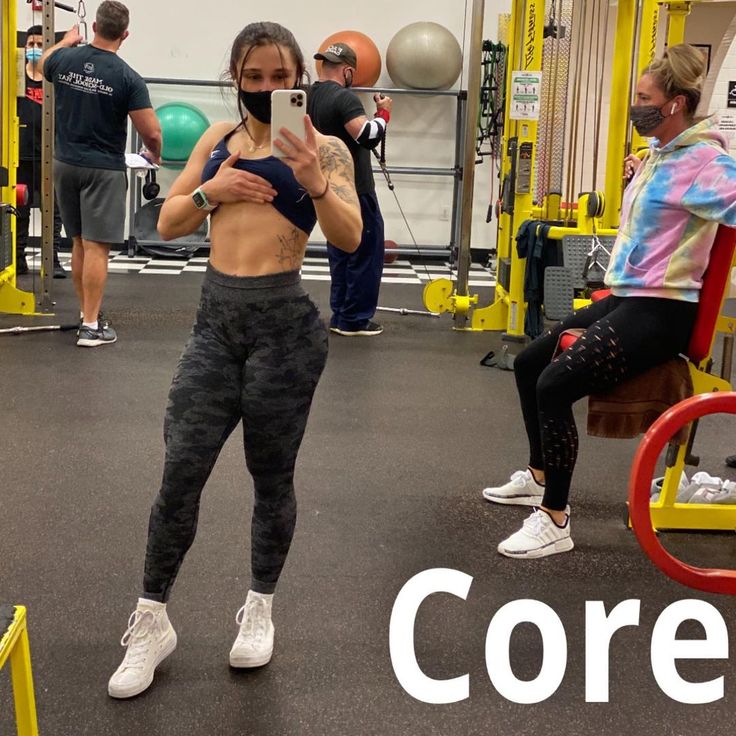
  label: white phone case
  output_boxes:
[270,89,307,158]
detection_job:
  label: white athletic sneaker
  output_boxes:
[108,599,177,699]
[497,508,574,559]
[229,591,275,668]
[650,471,690,503]
[483,469,545,506]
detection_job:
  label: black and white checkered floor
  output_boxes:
[24,248,497,287]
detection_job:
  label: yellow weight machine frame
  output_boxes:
[0,606,39,736]
[424,0,696,335]
[0,0,62,318]
[0,0,38,316]
[433,0,736,534]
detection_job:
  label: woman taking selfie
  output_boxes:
[108,21,361,699]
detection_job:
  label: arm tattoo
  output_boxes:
[276,227,303,269]
[318,139,359,206]
[331,183,359,206]
[318,140,352,177]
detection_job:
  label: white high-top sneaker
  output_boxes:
[229,591,275,668]
[108,599,177,699]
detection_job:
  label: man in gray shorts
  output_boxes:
[40,1,161,347]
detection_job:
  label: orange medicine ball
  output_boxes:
[316,31,382,87]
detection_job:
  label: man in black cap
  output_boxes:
[308,42,393,336]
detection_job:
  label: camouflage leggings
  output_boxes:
[143,266,328,601]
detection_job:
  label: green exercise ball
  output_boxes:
[156,102,210,166]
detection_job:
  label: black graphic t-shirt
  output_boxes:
[307,81,374,195]
[17,75,43,161]
[44,45,151,170]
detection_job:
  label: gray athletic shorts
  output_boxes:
[54,160,127,245]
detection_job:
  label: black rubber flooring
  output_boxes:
[2,272,736,735]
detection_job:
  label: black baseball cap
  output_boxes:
[314,42,357,68]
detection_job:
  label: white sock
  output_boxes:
[82,321,99,330]
[137,597,166,611]
[249,590,274,602]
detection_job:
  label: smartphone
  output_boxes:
[270,89,307,158]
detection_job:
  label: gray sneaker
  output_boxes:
[77,311,110,335]
[77,322,117,347]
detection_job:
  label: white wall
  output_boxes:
[17,0,510,253]
[20,1,736,256]
[694,2,736,153]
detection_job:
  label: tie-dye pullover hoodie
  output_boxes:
[605,117,736,301]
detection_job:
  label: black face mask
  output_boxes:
[343,69,353,88]
[239,90,272,124]
[629,101,673,136]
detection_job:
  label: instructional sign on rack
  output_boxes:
[510,71,542,120]
[728,81,736,108]
[718,110,736,150]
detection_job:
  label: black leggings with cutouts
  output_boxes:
[513,295,697,510]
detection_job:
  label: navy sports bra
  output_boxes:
[201,129,317,236]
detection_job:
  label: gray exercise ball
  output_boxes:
[386,22,463,90]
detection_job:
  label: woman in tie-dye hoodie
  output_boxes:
[483,45,736,560]
[607,107,736,300]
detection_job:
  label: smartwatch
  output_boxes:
[192,187,217,211]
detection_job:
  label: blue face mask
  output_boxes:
[26,48,42,63]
